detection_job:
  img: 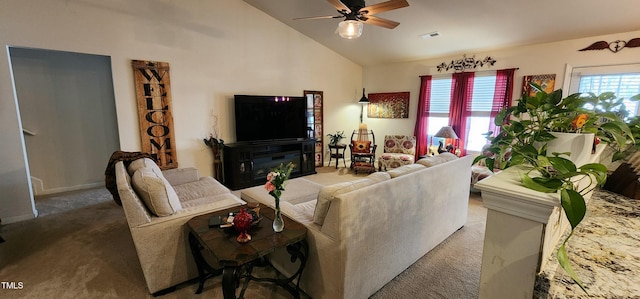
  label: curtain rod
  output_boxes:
[420,67,520,78]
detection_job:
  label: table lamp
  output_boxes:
[434,126,458,153]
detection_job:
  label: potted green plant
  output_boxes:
[326,131,346,146]
[475,85,639,293]
[548,90,637,161]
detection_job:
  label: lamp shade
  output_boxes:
[434,126,459,139]
[359,88,369,103]
[338,20,363,39]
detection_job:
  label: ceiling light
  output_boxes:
[338,20,363,39]
[420,31,440,39]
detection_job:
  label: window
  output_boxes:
[426,78,452,136]
[568,64,640,118]
[578,74,640,118]
[427,72,498,152]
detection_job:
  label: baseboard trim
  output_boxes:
[33,182,104,196]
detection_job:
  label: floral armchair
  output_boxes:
[378,135,416,171]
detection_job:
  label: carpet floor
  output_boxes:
[0,167,486,298]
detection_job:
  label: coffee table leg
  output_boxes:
[188,232,222,294]
[222,266,239,299]
[246,240,308,299]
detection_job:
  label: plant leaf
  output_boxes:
[532,177,564,189]
[486,158,495,171]
[579,163,608,184]
[521,173,558,193]
[548,156,577,173]
[557,242,588,293]
[535,131,556,143]
[561,189,586,229]
[494,108,508,126]
[612,151,628,162]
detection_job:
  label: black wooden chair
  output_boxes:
[349,128,377,174]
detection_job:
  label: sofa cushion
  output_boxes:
[241,178,323,206]
[313,171,390,225]
[387,163,426,178]
[131,167,182,216]
[173,176,230,202]
[127,158,161,177]
[417,152,458,167]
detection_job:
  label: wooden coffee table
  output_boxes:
[187,205,308,299]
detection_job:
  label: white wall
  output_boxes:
[362,30,640,152]
[0,0,362,223]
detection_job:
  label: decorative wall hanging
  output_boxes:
[132,60,178,169]
[579,38,640,53]
[367,92,410,118]
[522,74,556,96]
[437,54,496,72]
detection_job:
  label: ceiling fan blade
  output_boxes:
[360,15,400,29]
[361,0,409,15]
[294,15,343,20]
[326,0,351,13]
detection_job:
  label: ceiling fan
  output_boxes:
[294,0,409,39]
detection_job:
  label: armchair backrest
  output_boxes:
[383,135,416,155]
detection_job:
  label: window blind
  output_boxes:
[579,73,640,117]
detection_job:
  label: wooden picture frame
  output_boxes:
[304,90,324,167]
[522,74,556,96]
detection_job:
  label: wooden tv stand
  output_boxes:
[222,139,316,190]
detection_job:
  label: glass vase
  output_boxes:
[273,208,284,232]
[272,195,284,233]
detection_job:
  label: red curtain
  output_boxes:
[413,75,432,159]
[489,68,516,137]
[449,72,474,156]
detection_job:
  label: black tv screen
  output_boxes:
[234,95,308,142]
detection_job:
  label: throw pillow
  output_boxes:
[352,140,371,153]
[127,158,161,177]
[416,152,458,168]
[131,167,182,217]
[313,173,390,225]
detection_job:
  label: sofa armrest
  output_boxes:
[162,167,200,186]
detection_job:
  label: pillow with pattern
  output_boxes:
[352,140,371,153]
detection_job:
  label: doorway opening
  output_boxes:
[9,47,120,196]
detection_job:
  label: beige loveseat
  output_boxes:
[241,153,473,299]
[114,158,244,294]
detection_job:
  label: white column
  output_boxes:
[476,166,569,299]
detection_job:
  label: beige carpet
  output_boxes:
[0,167,486,299]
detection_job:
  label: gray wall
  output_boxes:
[10,48,119,194]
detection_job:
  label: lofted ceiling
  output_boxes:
[244,0,640,66]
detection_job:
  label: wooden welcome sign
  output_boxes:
[132,60,178,169]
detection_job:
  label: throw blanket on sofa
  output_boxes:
[105,151,154,206]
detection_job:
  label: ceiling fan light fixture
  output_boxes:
[338,20,363,39]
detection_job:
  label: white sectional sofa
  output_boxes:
[114,158,245,294]
[241,153,474,299]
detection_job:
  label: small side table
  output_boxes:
[328,144,347,169]
[187,206,308,299]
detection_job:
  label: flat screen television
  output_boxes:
[234,95,308,142]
